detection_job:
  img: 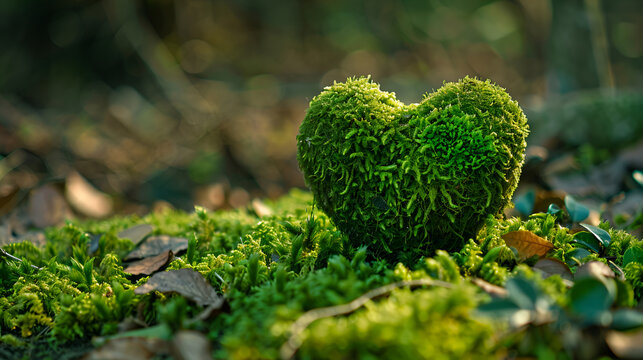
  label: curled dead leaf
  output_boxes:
[575,261,615,280]
[170,330,212,360]
[533,258,573,281]
[251,198,273,218]
[502,230,554,259]
[66,171,113,218]
[124,250,174,276]
[125,235,188,261]
[606,329,643,359]
[118,224,153,246]
[28,184,71,228]
[471,278,507,298]
[134,268,223,308]
[0,185,20,217]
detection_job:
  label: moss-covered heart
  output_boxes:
[297,77,529,262]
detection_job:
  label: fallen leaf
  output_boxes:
[533,258,573,283]
[251,198,273,218]
[28,184,71,228]
[229,187,249,208]
[170,330,212,360]
[502,230,554,259]
[575,261,615,280]
[471,278,507,298]
[125,235,188,261]
[83,337,169,360]
[0,185,20,217]
[124,250,174,276]
[606,329,643,359]
[118,224,153,246]
[134,269,223,307]
[66,171,113,218]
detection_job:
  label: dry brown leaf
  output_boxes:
[125,235,188,261]
[533,258,573,282]
[170,330,212,360]
[28,184,71,228]
[471,278,507,298]
[251,198,273,218]
[118,224,153,246]
[134,269,223,308]
[606,329,643,359]
[124,250,174,276]
[66,171,113,218]
[0,185,20,217]
[502,230,554,259]
[575,261,615,280]
[83,337,169,360]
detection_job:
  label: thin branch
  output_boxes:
[280,278,454,360]
[0,248,42,270]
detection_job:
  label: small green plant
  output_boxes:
[478,271,643,359]
[297,77,529,262]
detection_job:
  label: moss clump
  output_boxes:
[299,285,496,360]
[297,77,529,261]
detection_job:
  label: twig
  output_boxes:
[280,278,454,360]
[0,248,42,270]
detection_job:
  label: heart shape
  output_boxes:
[297,77,528,262]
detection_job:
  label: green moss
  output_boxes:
[297,77,528,262]
[299,285,497,360]
[1,189,641,359]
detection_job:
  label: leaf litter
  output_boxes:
[124,235,188,261]
[502,230,554,259]
[118,224,153,246]
[134,268,223,308]
[124,250,174,276]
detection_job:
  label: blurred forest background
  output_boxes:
[0,0,642,229]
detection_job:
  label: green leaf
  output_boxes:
[611,309,643,331]
[482,246,503,264]
[623,247,643,267]
[580,223,611,248]
[477,298,520,315]
[573,232,602,254]
[565,248,592,266]
[565,195,590,222]
[569,277,614,319]
[513,190,535,216]
[547,203,561,216]
[505,277,541,310]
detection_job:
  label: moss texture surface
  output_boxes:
[297,77,529,261]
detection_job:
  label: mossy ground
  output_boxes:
[1,189,641,359]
